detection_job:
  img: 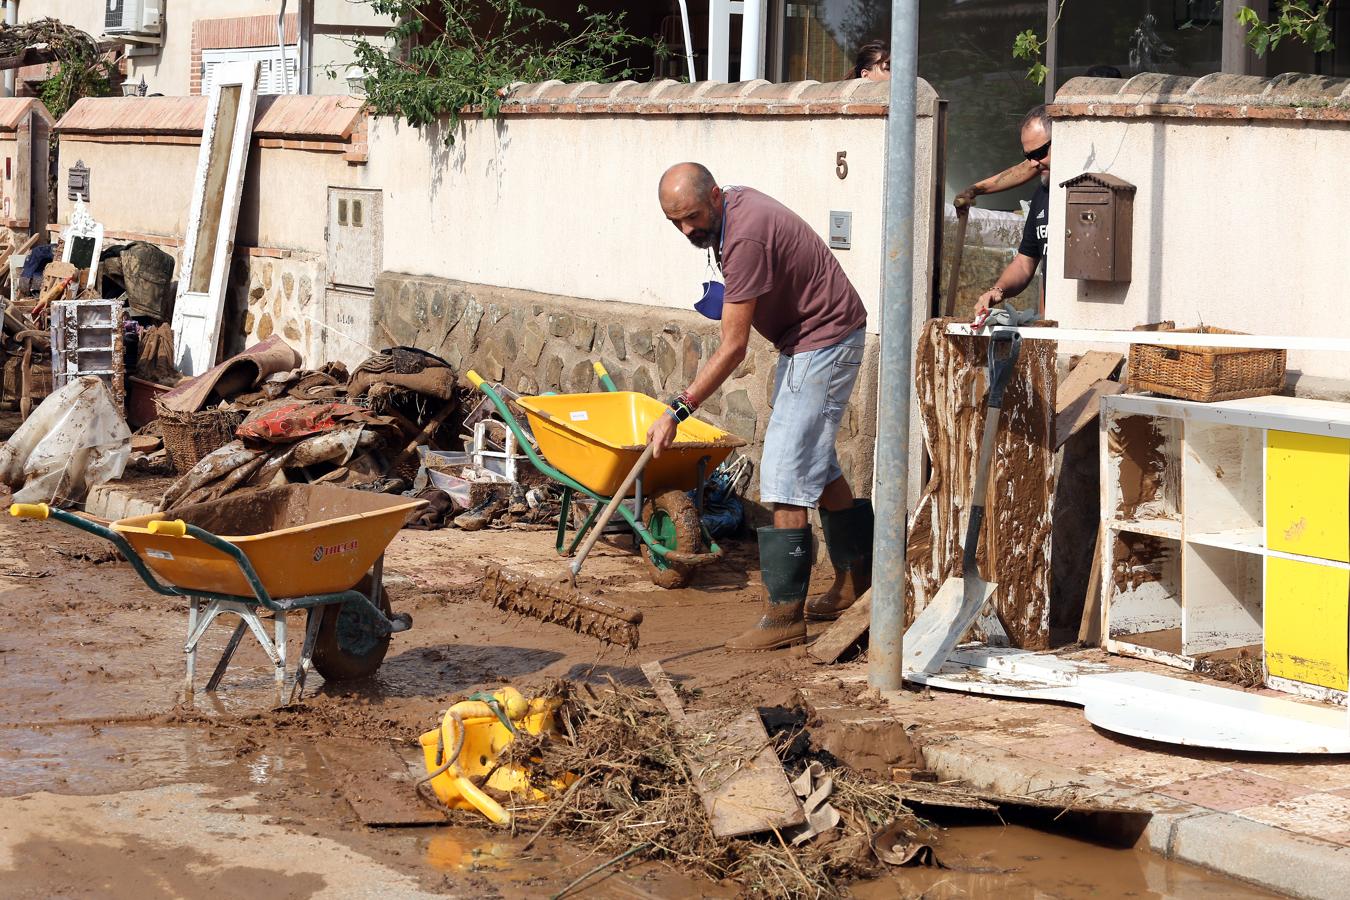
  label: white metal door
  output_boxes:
[172,61,258,377]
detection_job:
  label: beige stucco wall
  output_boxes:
[1047,117,1350,380]
[55,138,361,253]
[15,0,105,35]
[360,111,927,336]
[123,0,282,96]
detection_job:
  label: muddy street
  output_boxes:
[0,501,1284,898]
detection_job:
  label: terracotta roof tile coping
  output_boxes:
[1051,72,1350,121]
[491,76,935,116]
[0,98,53,132]
[56,94,367,140]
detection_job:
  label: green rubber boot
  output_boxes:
[805,500,873,621]
[725,526,812,652]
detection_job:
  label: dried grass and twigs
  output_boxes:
[0,18,114,118]
[498,679,931,898]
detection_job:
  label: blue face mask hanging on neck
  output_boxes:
[695,280,724,320]
[694,200,728,320]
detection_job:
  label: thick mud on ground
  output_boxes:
[0,494,1279,897]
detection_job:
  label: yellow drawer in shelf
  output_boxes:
[1266,431,1350,563]
[1265,557,1349,692]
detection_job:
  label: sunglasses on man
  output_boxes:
[1024,140,1051,163]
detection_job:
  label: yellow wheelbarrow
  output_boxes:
[11,484,426,706]
[468,364,745,588]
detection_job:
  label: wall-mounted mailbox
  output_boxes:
[1060,172,1135,282]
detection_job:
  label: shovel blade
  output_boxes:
[903,575,999,675]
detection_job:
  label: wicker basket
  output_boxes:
[1128,326,1286,403]
[156,403,245,473]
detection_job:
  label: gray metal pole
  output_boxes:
[869,0,919,692]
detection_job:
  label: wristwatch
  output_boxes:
[664,391,697,423]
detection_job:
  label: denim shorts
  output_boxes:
[758,329,865,507]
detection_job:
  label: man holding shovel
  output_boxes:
[649,163,872,651]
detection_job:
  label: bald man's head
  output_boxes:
[659,163,723,249]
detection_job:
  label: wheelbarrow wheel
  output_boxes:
[311,574,393,682]
[639,489,700,589]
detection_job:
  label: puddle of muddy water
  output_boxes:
[856,821,1278,899]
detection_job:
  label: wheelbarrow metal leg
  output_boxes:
[273,611,288,707]
[205,620,248,693]
[556,486,573,556]
[566,498,602,557]
[289,607,324,705]
[183,596,201,705]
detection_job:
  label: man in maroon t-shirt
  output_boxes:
[648,162,873,651]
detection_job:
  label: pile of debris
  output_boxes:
[488,681,938,898]
[153,338,463,509]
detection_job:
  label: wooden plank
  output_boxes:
[946,323,1350,353]
[640,660,688,725]
[1056,380,1123,450]
[807,589,871,664]
[317,737,446,827]
[642,662,804,839]
[1078,525,1103,646]
[1054,350,1123,450]
[906,319,1057,650]
[682,709,805,839]
[1056,351,1122,415]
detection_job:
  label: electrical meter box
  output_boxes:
[1060,172,1135,282]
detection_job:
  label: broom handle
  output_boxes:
[570,442,657,581]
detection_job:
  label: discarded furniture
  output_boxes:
[905,319,1058,650]
[172,61,259,377]
[49,296,126,411]
[909,648,1350,753]
[10,484,423,706]
[1100,392,1350,705]
[59,198,102,291]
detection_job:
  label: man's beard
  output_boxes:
[1040,170,1050,186]
[686,230,715,249]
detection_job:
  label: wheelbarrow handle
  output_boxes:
[9,503,183,598]
[149,518,187,537]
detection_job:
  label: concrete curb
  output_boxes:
[921,733,1350,899]
[85,483,159,521]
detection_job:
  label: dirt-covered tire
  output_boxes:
[311,574,394,682]
[639,489,701,589]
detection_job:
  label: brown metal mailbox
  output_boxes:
[1060,172,1135,282]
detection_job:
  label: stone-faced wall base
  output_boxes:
[372,273,878,504]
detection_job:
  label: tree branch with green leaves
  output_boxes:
[342,0,662,142]
[1012,1,1336,85]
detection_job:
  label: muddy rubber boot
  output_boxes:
[725,527,813,652]
[805,500,874,621]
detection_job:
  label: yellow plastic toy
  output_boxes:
[419,686,567,826]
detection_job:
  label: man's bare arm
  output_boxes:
[955,160,1039,208]
[974,253,1041,317]
[646,299,756,457]
[685,298,755,404]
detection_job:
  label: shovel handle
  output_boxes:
[570,443,657,581]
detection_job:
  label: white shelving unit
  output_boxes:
[1100,393,1350,706]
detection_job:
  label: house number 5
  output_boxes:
[836,151,848,180]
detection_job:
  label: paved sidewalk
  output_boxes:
[804,652,1350,899]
